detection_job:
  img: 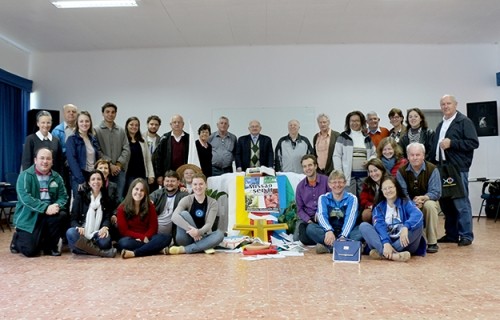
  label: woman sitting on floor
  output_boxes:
[66,170,116,258]
[117,178,171,259]
[359,158,390,223]
[169,173,224,254]
[359,175,425,262]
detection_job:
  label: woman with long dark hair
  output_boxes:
[359,158,389,223]
[117,178,170,258]
[399,108,434,161]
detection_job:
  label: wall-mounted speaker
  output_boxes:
[27,109,60,136]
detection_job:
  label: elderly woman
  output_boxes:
[66,170,116,257]
[196,123,213,178]
[333,111,376,197]
[22,110,63,173]
[359,176,425,262]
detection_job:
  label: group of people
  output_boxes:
[10,94,479,263]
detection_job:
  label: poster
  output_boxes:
[244,176,279,212]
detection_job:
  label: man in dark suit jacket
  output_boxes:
[235,120,274,172]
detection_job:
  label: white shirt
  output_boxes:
[435,112,457,161]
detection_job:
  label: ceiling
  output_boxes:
[1,0,500,53]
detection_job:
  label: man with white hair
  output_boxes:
[397,142,441,253]
[209,116,237,176]
[312,113,340,176]
[430,95,479,247]
[274,119,313,173]
[366,111,390,147]
[235,120,274,172]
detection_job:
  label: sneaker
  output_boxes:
[392,251,411,262]
[437,235,458,243]
[204,248,215,254]
[161,247,170,255]
[458,238,472,247]
[315,243,330,254]
[10,234,19,254]
[369,249,383,260]
[426,244,439,253]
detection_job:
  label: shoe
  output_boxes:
[169,246,185,255]
[204,248,215,254]
[44,249,61,256]
[315,243,330,254]
[121,249,135,259]
[458,238,472,246]
[437,235,458,243]
[391,251,411,262]
[10,234,19,254]
[161,247,170,255]
[426,244,439,253]
[369,249,383,260]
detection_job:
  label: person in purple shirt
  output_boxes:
[294,154,330,245]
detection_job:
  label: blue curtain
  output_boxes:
[0,68,32,181]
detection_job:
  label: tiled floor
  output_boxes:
[1,217,500,319]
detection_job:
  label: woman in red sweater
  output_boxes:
[117,178,170,258]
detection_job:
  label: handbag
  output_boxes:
[332,238,361,263]
[438,153,465,199]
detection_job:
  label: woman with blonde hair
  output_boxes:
[376,137,407,177]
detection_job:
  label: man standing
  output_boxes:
[294,155,330,245]
[274,119,313,173]
[312,114,340,176]
[10,148,68,257]
[306,170,361,254]
[235,120,273,172]
[397,142,441,253]
[94,102,130,197]
[150,170,189,236]
[208,116,237,176]
[430,95,479,246]
[52,103,78,154]
[366,111,390,147]
[154,114,189,186]
[143,115,162,191]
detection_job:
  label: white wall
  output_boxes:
[0,38,30,77]
[29,44,500,212]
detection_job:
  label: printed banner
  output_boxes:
[244,176,279,212]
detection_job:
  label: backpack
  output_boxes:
[488,180,500,196]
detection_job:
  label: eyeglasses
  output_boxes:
[381,185,396,192]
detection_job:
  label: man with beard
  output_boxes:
[143,115,162,191]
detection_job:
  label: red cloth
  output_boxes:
[242,245,278,255]
[116,202,158,241]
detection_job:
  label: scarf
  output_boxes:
[84,193,103,240]
[381,156,396,172]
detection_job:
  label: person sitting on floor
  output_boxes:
[66,170,116,258]
[169,173,224,254]
[117,178,171,259]
[359,176,425,262]
[359,158,390,223]
[306,170,361,254]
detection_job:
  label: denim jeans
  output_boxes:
[118,234,171,257]
[66,227,112,254]
[306,222,362,249]
[439,171,474,242]
[175,211,224,253]
[110,170,127,199]
[359,222,423,255]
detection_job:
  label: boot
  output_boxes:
[74,236,117,258]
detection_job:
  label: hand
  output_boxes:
[157,176,163,185]
[46,204,60,215]
[148,177,155,184]
[439,138,451,150]
[78,183,86,191]
[324,230,335,246]
[383,243,395,260]
[399,227,409,247]
[110,164,121,176]
[187,227,202,241]
[111,215,117,225]
[361,208,372,223]
[98,227,109,238]
[76,227,85,236]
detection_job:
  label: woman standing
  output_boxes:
[117,178,170,259]
[22,110,63,173]
[359,176,425,262]
[333,111,376,197]
[376,137,408,177]
[169,173,224,254]
[66,170,116,257]
[196,124,213,178]
[359,158,389,223]
[388,108,406,143]
[66,111,101,196]
[399,108,435,161]
[124,117,155,192]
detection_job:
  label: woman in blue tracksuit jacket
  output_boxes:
[360,175,425,262]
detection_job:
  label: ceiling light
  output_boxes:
[51,0,138,9]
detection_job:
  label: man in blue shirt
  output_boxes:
[306,170,361,254]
